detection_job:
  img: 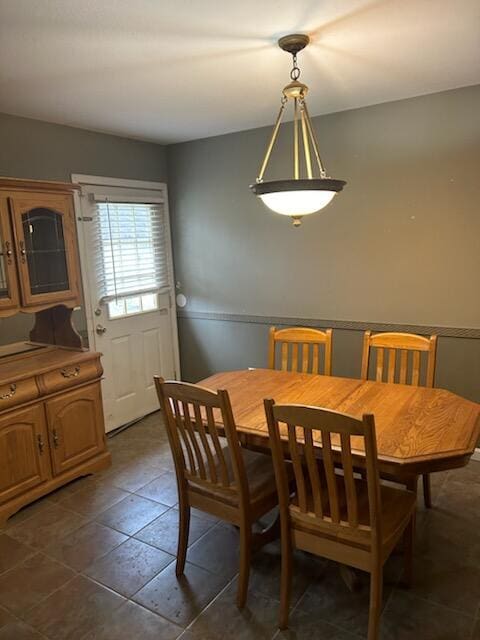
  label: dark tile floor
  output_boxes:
[0,411,479,640]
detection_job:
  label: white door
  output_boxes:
[73,176,180,433]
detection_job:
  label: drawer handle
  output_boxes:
[0,383,16,400]
[37,434,44,454]
[60,367,80,378]
[52,429,59,448]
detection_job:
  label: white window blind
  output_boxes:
[94,201,169,302]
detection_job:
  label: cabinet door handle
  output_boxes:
[52,429,59,448]
[19,241,26,263]
[37,434,44,454]
[0,383,16,400]
[4,241,13,265]
[60,366,80,378]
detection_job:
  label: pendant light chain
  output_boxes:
[290,52,301,81]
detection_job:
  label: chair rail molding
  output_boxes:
[176,310,480,340]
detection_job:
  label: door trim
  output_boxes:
[72,173,181,382]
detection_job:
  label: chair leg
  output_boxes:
[422,473,432,509]
[367,562,383,640]
[237,523,252,609]
[176,501,190,577]
[402,515,415,588]
[279,529,293,630]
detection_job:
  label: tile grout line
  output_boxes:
[183,574,239,635]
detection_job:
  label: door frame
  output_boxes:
[71,173,181,385]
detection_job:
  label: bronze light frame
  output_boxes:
[250,34,346,226]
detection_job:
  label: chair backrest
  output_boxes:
[268,326,333,375]
[265,399,382,546]
[154,377,248,503]
[361,331,437,387]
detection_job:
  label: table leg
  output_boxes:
[405,475,419,495]
[339,564,361,592]
[252,513,281,551]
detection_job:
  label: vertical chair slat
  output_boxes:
[301,344,309,373]
[193,402,218,484]
[340,433,358,527]
[412,351,420,386]
[312,344,319,374]
[288,424,307,512]
[387,349,396,383]
[304,428,323,517]
[182,402,206,479]
[375,348,384,382]
[291,343,298,372]
[425,336,437,388]
[321,430,340,523]
[281,343,289,371]
[206,405,231,487]
[399,350,408,384]
[324,329,333,375]
[172,398,197,475]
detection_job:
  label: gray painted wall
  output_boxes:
[0,112,167,182]
[0,111,167,343]
[168,85,480,403]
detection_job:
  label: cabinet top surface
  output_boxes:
[0,343,101,384]
[0,177,80,194]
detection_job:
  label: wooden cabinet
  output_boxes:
[0,346,111,524]
[0,404,50,505]
[46,384,105,475]
[0,178,110,524]
[0,178,81,317]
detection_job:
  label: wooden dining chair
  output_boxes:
[268,326,333,375]
[154,376,281,609]
[360,330,438,507]
[265,400,416,639]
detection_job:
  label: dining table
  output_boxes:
[198,368,480,491]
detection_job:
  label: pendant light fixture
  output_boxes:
[250,34,346,227]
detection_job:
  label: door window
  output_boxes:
[95,201,169,318]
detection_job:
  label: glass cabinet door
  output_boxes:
[21,208,70,295]
[10,193,80,307]
[0,199,20,312]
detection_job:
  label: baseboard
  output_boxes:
[472,448,480,462]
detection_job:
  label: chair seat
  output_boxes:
[188,447,279,512]
[291,474,416,551]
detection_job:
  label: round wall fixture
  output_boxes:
[176,293,187,308]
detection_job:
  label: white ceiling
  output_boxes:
[0,0,479,144]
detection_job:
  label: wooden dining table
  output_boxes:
[199,368,480,490]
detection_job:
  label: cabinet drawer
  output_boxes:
[39,359,102,395]
[0,377,39,410]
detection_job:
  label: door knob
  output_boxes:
[96,324,107,335]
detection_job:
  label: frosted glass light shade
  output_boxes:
[259,190,336,216]
[251,178,346,219]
